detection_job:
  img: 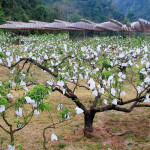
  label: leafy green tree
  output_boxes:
[46,5,59,22]
[48,10,59,22]
[0,3,6,24]
[1,0,17,20]
[68,13,82,22]
[11,6,29,22]
[127,12,136,22]
[112,10,125,21]
[32,5,49,21]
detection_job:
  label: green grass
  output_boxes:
[54,142,67,149]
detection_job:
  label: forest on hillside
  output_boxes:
[0,0,149,25]
[113,0,150,21]
[0,0,124,24]
[43,0,125,23]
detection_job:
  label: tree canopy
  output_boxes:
[32,5,48,21]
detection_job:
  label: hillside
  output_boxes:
[0,0,150,25]
[0,0,124,24]
[43,0,125,23]
[0,0,43,23]
[113,0,150,21]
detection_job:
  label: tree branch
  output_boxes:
[112,102,138,112]
[117,95,146,105]
[93,101,138,113]
[93,104,114,112]
[135,104,150,107]
[0,124,10,134]
[10,58,58,77]
[93,94,147,113]
[56,55,72,67]
[13,110,34,133]
[2,112,12,127]
[54,85,87,112]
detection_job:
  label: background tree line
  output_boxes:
[0,0,124,25]
[113,0,150,21]
[0,0,149,25]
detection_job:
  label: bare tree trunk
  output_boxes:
[83,110,95,137]
[10,126,14,145]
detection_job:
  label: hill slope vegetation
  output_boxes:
[0,0,124,24]
[113,0,150,21]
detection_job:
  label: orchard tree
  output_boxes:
[0,32,150,143]
[0,81,51,149]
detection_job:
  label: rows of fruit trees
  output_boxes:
[0,31,150,149]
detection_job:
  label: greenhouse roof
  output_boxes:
[0,19,149,32]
